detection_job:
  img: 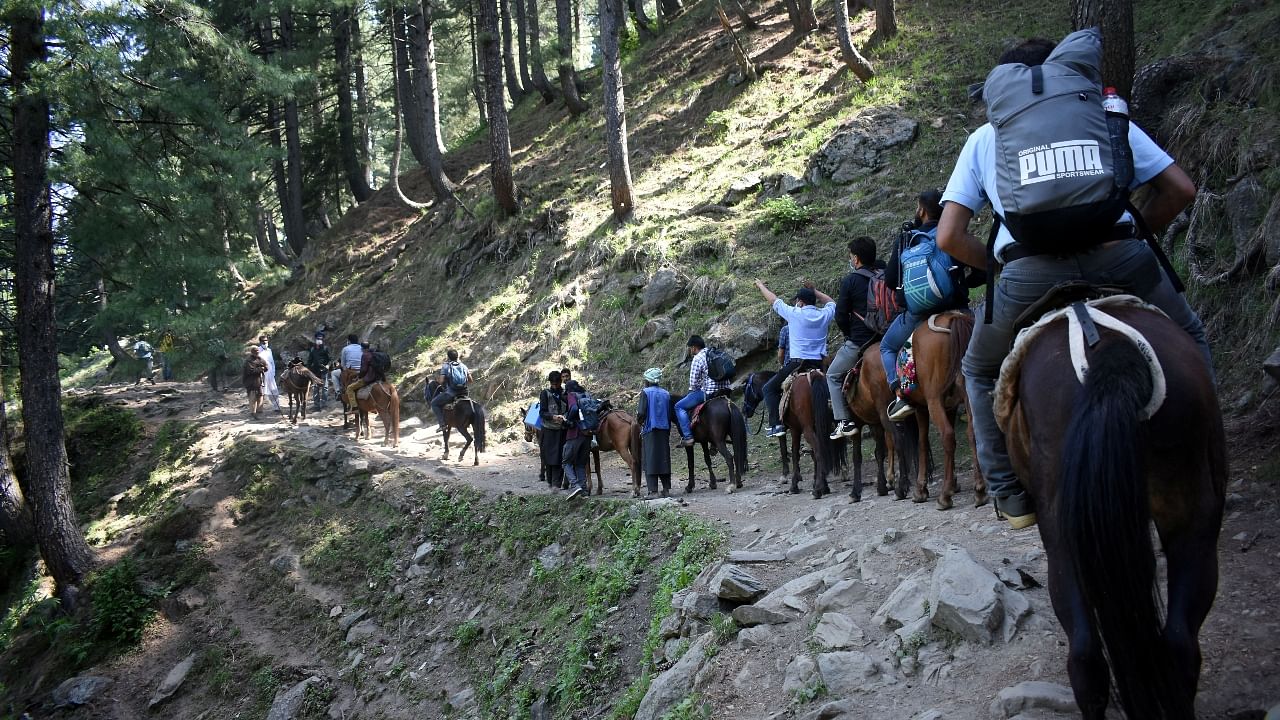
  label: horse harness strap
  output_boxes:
[1070,302,1102,348]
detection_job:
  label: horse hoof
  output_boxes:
[684,485,695,494]
[912,493,928,504]
[849,491,862,503]
[789,486,800,495]
[974,492,990,507]
[709,480,717,490]
[726,485,735,494]
[937,496,954,511]
[894,491,907,501]
[877,488,889,497]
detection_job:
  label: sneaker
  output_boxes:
[830,420,859,440]
[887,398,915,421]
[567,487,584,500]
[994,491,1037,530]
[767,425,788,438]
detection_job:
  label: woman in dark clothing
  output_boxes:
[538,371,568,490]
[561,390,590,500]
[635,367,673,497]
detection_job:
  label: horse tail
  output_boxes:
[472,400,487,453]
[729,402,749,475]
[808,372,836,469]
[945,312,974,396]
[1058,337,1183,718]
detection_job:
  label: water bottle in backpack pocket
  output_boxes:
[899,229,959,314]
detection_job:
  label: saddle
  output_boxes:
[778,369,823,423]
[1010,281,1127,339]
[690,395,724,428]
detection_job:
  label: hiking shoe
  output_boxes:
[994,491,1037,530]
[567,487,584,500]
[767,425,788,438]
[887,398,915,421]
[830,420,859,440]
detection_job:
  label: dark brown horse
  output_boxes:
[278,363,323,425]
[1000,301,1224,719]
[427,379,486,464]
[840,342,899,500]
[352,381,401,447]
[895,311,986,509]
[742,371,792,482]
[588,404,641,497]
[744,370,843,498]
[668,393,749,494]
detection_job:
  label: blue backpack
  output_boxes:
[444,362,468,389]
[899,227,959,314]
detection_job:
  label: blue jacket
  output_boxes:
[638,385,672,434]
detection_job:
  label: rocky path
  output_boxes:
[86,383,1280,719]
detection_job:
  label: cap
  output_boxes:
[643,367,663,383]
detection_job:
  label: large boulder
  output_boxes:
[149,653,197,708]
[812,612,864,650]
[635,633,713,720]
[712,564,767,602]
[705,312,771,362]
[52,676,112,708]
[633,316,676,351]
[266,676,322,720]
[816,651,896,695]
[872,568,931,629]
[928,547,1031,644]
[807,108,919,184]
[990,681,1078,718]
[641,269,687,314]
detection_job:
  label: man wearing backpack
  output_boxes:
[675,335,730,448]
[826,236,881,439]
[881,190,984,421]
[431,349,472,430]
[937,31,1207,530]
[756,280,837,438]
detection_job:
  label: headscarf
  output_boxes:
[643,367,662,384]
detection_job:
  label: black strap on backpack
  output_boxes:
[1127,201,1186,294]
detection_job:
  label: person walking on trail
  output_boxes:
[674,335,729,448]
[562,367,585,395]
[242,346,268,419]
[133,337,157,385]
[336,333,362,402]
[305,335,331,408]
[432,349,472,430]
[257,334,281,412]
[825,236,882,439]
[561,386,591,500]
[937,33,1207,530]
[539,371,569,491]
[636,367,673,498]
[881,190,986,421]
[756,280,837,438]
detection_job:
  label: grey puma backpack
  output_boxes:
[983,28,1133,255]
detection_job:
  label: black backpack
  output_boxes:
[705,347,736,381]
[576,395,606,432]
[370,350,392,376]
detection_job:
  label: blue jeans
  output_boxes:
[431,389,457,426]
[675,390,705,439]
[963,240,1212,500]
[881,310,924,388]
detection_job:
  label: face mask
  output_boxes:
[848,261,857,272]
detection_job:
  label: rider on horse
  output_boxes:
[755,281,836,439]
[936,37,1209,529]
[881,189,985,422]
[431,349,472,430]
[344,342,382,408]
[674,335,730,448]
[825,236,881,440]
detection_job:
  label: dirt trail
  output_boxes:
[86,382,1280,719]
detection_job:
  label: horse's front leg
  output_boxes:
[964,396,988,507]
[913,409,930,503]
[789,428,802,495]
[684,445,697,494]
[935,403,958,510]
[458,428,473,462]
[805,427,828,499]
[715,440,735,494]
[702,443,717,491]
[850,425,864,502]
[441,427,451,460]
[591,447,602,497]
[778,436,790,484]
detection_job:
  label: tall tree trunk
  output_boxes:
[333,6,374,202]
[872,0,896,43]
[783,0,818,33]
[716,4,758,82]
[254,194,292,266]
[96,277,132,364]
[526,0,557,102]
[556,0,590,114]
[221,206,248,288]
[393,9,429,164]
[479,0,521,214]
[627,0,656,40]
[500,0,527,103]
[408,1,458,203]
[6,5,94,605]
[279,7,308,256]
[352,12,377,190]
[724,0,757,29]
[0,378,33,549]
[600,0,635,221]
[514,0,535,92]
[1072,0,1134,98]
[468,7,488,122]
[832,0,875,81]
[388,16,435,211]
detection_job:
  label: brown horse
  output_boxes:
[588,404,641,497]
[278,364,323,425]
[746,370,844,498]
[667,393,750,494]
[999,300,1224,719]
[841,342,899,500]
[427,379,486,464]
[353,381,401,447]
[895,311,986,509]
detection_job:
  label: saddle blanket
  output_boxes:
[778,370,822,424]
[897,339,917,395]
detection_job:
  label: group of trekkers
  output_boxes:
[528,30,1211,532]
[239,331,390,420]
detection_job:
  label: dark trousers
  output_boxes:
[431,389,457,426]
[763,358,821,426]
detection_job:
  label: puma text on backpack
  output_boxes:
[982,27,1133,255]
[445,361,467,388]
[899,227,959,314]
[370,350,392,376]
[855,268,904,335]
[705,347,736,381]
[576,396,606,432]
